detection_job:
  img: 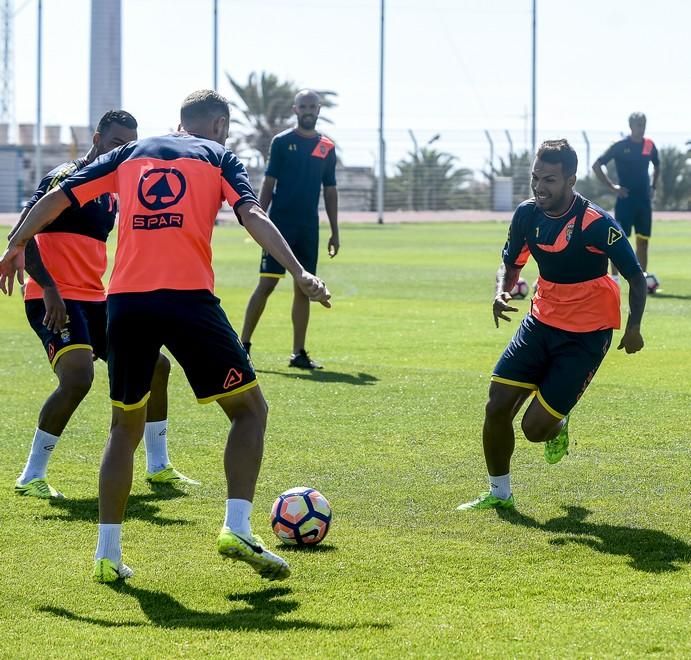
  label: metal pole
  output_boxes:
[213,0,218,90]
[581,130,590,174]
[505,129,514,156]
[376,0,385,224]
[531,0,536,156]
[35,0,42,186]
[484,129,494,173]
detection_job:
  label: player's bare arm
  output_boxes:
[24,239,67,332]
[493,263,520,327]
[618,270,647,354]
[592,158,628,198]
[324,185,339,257]
[258,176,277,212]
[238,202,331,308]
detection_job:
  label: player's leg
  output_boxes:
[634,200,652,273]
[93,292,161,583]
[288,233,322,369]
[521,327,613,464]
[611,198,633,278]
[240,249,283,351]
[143,352,199,485]
[16,300,96,499]
[458,315,545,511]
[167,291,289,580]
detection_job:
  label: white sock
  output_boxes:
[489,473,512,500]
[95,523,122,564]
[224,498,253,537]
[144,420,170,473]
[18,428,60,484]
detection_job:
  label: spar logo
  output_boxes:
[134,167,187,230]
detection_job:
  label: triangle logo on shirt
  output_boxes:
[608,227,623,245]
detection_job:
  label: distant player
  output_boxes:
[0,90,331,583]
[458,139,647,511]
[592,112,660,280]
[241,89,339,369]
[11,111,196,500]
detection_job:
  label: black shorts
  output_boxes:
[25,298,107,368]
[106,289,257,410]
[492,314,612,419]
[614,197,652,238]
[261,219,318,277]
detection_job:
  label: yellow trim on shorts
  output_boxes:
[635,233,650,241]
[536,390,565,420]
[197,379,259,404]
[51,344,93,370]
[490,375,538,391]
[111,391,151,411]
[260,272,286,279]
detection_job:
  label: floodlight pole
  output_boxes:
[581,130,591,173]
[377,0,385,224]
[531,0,537,156]
[213,0,218,90]
[35,0,42,187]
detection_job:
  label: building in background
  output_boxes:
[89,0,121,132]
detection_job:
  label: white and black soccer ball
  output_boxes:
[510,278,530,300]
[644,272,660,294]
[271,487,332,546]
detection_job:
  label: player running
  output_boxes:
[11,110,196,500]
[458,139,647,511]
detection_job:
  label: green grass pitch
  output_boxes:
[0,221,690,657]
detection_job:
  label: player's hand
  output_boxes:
[42,286,67,332]
[0,245,25,295]
[296,271,331,308]
[328,234,340,258]
[613,185,629,199]
[617,327,644,354]
[493,292,518,328]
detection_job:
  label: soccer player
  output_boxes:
[11,111,196,500]
[0,90,330,583]
[240,89,339,369]
[458,139,647,511]
[592,112,660,279]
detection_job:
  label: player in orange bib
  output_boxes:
[457,139,647,511]
[1,90,331,583]
[11,111,196,500]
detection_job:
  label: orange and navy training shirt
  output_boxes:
[59,133,258,295]
[23,158,116,302]
[502,193,642,332]
[266,129,336,231]
[597,137,659,200]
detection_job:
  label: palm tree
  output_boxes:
[388,148,474,211]
[226,72,337,164]
[657,146,691,211]
[484,150,532,205]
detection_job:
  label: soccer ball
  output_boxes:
[510,278,530,299]
[644,272,660,294]
[270,487,332,545]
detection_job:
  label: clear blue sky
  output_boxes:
[11,0,691,176]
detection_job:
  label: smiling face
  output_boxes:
[531,158,576,215]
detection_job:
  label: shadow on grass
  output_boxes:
[42,489,191,526]
[497,505,691,572]
[279,543,337,554]
[38,585,389,631]
[649,292,691,301]
[256,368,379,386]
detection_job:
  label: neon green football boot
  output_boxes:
[544,415,570,464]
[14,478,64,499]
[145,464,200,485]
[92,558,134,583]
[456,492,515,511]
[217,528,290,581]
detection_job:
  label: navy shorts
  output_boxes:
[106,289,257,410]
[492,314,613,418]
[614,196,652,238]
[25,298,107,368]
[261,218,318,277]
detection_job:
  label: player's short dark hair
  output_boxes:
[96,110,138,134]
[536,139,578,177]
[629,111,646,124]
[180,89,230,124]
